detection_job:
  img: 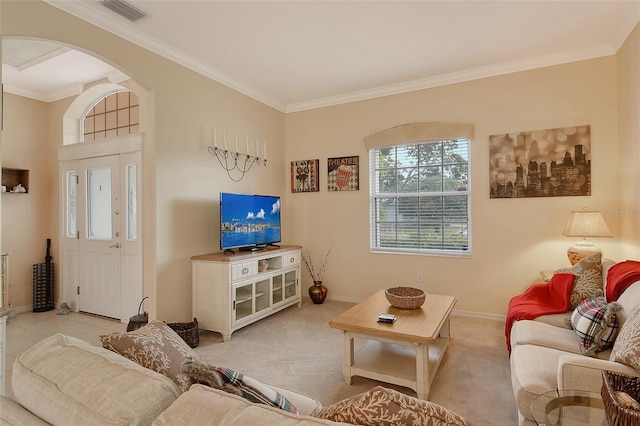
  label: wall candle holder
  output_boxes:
[208,131,267,182]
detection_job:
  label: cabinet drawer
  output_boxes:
[282,252,300,267]
[231,262,257,281]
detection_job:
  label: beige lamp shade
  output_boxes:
[562,209,612,265]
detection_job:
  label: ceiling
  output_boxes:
[3,0,640,112]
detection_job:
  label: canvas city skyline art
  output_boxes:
[489,125,591,199]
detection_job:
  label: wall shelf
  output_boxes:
[1,167,29,193]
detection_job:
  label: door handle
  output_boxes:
[109,243,120,249]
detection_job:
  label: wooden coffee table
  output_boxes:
[329,289,456,400]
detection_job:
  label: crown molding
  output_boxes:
[285,44,617,113]
[43,0,286,112]
[3,82,84,103]
[2,84,49,103]
[42,0,640,114]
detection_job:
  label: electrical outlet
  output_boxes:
[417,272,423,282]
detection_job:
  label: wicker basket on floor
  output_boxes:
[602,370,640,426]
[167,317,199,348]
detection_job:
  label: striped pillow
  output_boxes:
[570,290,622,356]
[180,360,298,414]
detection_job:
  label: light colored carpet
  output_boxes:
[193,298,517,425]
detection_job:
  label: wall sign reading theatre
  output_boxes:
[328,156,359,191]
[489,125,591,199]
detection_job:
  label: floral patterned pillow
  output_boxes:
[100,320,199,392]
[315,386,469,426]
[555,252,603,309]
[610,305,640,369]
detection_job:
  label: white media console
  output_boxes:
[191,245,302,341]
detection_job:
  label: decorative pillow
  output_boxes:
[556,252,603,309]
[100,320,199,392]
[314,386,469,426]
[180,359,299,414]
[610,305,640,369]
[569,290,622,356]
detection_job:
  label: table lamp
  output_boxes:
[562,208,612,265]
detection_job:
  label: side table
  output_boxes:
[531,389,606,425]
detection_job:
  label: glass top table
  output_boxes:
[531,390,606,426]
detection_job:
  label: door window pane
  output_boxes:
[255,279,269,312]
[235,283,252,321]
[87,167,112,240]
[66,171,77,238]
[272,275,283,304]
[127,164,138,240]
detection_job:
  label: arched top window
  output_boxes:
[82,91,139,142]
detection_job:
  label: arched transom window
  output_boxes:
[82,91,139,142]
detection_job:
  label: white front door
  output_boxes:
[78,155,122,319]
[60,145,142,323]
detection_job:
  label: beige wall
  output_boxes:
[616,22,640,259]
[2,1,286,321]
[1,94,58,308]
[285,58,622,315]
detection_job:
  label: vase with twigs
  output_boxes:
[302,244,333,304]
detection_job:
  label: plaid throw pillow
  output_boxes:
[212,366,298,414]
[570,290,622,356]
[180,359,298,414]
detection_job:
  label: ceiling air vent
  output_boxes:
[101,0,147,22]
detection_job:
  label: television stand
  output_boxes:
[191,245,302,341]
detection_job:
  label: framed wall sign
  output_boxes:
[291,159,319,193]
[328,156,359,191]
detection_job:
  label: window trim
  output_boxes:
[365,123,474,257]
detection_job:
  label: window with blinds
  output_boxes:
[369,139,471,255]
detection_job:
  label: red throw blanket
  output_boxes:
[505,273,575,354]
[606,260,640,302]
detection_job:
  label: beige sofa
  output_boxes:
[0,333,347,425]
[509,260,640,425]
[0,332,470,426]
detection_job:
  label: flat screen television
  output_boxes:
[220,192,281,252]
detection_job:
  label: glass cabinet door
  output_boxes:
[272,274,284,305]
[234,282,253,322]
[255,278,269,313]
[284,270,297,300]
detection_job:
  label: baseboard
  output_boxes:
[451,309,506,323]
[10,304,33,315]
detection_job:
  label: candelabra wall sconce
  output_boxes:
[208,129,267,182]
